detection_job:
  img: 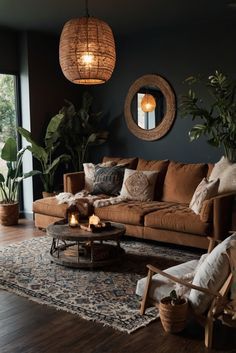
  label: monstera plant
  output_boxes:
[18,113,70,196]
[0,137,40,225]
[59,92,109,171]
[180,70,236,161]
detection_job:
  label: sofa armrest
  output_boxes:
[63,172,85,194]
[212,192,235,241]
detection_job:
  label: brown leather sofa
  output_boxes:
[33,156,235,250]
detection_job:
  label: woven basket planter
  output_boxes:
[159,296,189,333]
[0,202,19,226]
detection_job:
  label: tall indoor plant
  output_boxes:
[18,113,70,196]
[59,92,109,171]
[0,137,40,225]
[180,70,236,161]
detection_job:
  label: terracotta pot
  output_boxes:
[0,202,19,226]
[42,191,56,198]
[159,296,189,333]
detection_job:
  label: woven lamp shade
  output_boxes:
[141,94,156,112]
[59,17,116,85]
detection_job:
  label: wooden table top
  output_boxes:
[47,222,126,241]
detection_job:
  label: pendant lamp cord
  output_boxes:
[85,0,89,17]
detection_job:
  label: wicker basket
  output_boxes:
[159,296,189,333]
[0,202,19,226]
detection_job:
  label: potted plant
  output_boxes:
[159,289,189,333]
[0,137,40,225]
[180,70,236,162]
[59,92,109,171]
[18,113,70,197]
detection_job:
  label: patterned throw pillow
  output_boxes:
[92,164,126,195]
[189,177,219,214]
[120,169,158,201]
[83,161,116,192]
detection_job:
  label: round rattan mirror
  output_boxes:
[124,74,176,141]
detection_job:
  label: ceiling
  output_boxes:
[0,0,235,36]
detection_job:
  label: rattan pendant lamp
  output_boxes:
[59,0,116,85]
[141,94,156,112]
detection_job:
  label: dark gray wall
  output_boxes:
[25,31,84,141]
[23,31,86,196]
[0,28,18,73]
[91,22,236,164]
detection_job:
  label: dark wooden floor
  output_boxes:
[0,220,235,353]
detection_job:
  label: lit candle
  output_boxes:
[89,214,100,226]
[69,214,79,227]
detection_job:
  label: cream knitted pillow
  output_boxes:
[189,178,219,214]
[209,156,236,193]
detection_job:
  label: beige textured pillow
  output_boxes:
[120,169,158,201]
[83,161,116,192]
[189,178,219,214]
[209,156,236,193]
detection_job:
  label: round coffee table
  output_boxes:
[47,221,126,268]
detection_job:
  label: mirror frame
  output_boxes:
[124,74,176,141]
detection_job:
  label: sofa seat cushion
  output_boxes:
[94,201,162,226]
[33,197,68,218]
[144,202,211,236]
[33,196,93,219]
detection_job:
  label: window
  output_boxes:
[0,73,19,198]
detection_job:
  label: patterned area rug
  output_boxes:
[0,236,201,333]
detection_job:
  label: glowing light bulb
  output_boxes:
[82,53,94,65]
[141,94,156,113]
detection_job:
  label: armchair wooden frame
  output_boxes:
[140,249,234,349]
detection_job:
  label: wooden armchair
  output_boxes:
[139,241,235,349]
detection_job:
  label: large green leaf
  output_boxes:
[1,138,17,161]
[45,113,64,148]
[18,127,48,165]
[16,170,41,183]
[44,154,70,174]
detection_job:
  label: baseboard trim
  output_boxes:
[19,211,34,220]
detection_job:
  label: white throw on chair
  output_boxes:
[136,234,236,349]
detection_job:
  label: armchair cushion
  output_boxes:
[136,259,199,302]
[189,233,236,314]
[136,253,208,301]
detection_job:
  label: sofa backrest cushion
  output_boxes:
[102,156,138,170]
[136,159,169,200]
[162,161,208,204]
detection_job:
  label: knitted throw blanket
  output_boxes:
[56,190,128,208]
